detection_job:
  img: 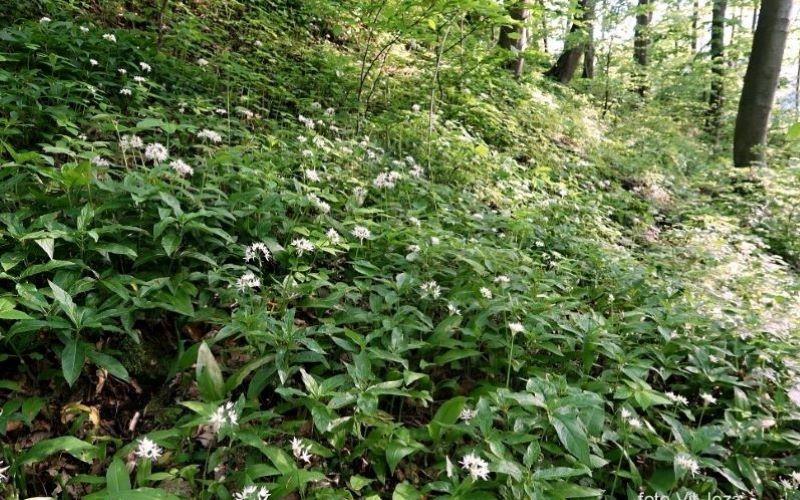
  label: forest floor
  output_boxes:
[1,2,800,499]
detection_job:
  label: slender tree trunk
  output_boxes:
[751,2,758,30]
[692,0,700,51]
[537,0,550,53]
[732,0,793,167]
[499,0,532,77]
[583,0,596,78]
[795,44,800,120]
[545,0,591,83]
[706,0,727,139]
[634,0,652,95]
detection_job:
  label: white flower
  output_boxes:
[373,171,400,189]
[788,384,800,407]
[700,392,717,405]
[235,271,261,292]
[144,143,169,163]
[291,437,313,463]
[244,242,271,263]
[353,186,368,203]
[409,165,424,178]
[508,322,524,335]
[301,149,313,158]
[430,236,440,245]
[169,159,194,176]
[665,392,689,405]
[409,217,421,227]
[448,302,461,315]
[351,226,371,243]
[628,417,643,429]
[198,129,223,143]
[118,68,127,75]
[459,408,476,422]
[292,238,314,256]
[197,58,209,67]
[621,408,632,419]
[119,88,132,96]
[91,156,110,167]
[494,275,510,284]
[790,471,800,485]
[760,418,777,429]
[307,193,330,214]
[326,228,341,245]
[80,25,89,33]
[446,456,455,478]
[460,453,490,481]
[40,17,52,23]
[102,33,116,42]
[411,104,421,112]
[89,58,99,66]
[254,40,264,48]
[133,75,146,83]
[119,134,143,151]
[305,169,321,182]
[298,115,315,129]
[420,281,441,299]
[325,107,335,116]
[233,485,270,500]
[674,453,700,476]
[0,460,8,483]
[209,402,239,433]
[139,62,151,73]
[407,244,421,253]
[479,287,492,299]
[135,437,163,462]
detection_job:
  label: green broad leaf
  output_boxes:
[224,355,273,394]
[93,243,138,259]
[86,488,182,500]
[787,122,800,141]
[386,441,422,474]
[62,338,86,386]
[0,298,32,320]
[429,396,465,442]
[136,118,166,130]
[87,349,130,381]
[349,475,372,492]
[20,436,96,465]
[35,238,55,259]
[549,409,591,466]
[196,342,225,401]
[49,280,80,327]
[533,466,590,480]
[392,482,422,500]
[161,231,180,256]
[107,458,131,492]
[546,483,603,498]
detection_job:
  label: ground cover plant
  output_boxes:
[1,0,800,499]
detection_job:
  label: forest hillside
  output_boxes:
[1,1,800,499]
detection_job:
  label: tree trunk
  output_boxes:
[544,0,591,84]
[706,0,727,138]
[691,0,699,52]
[732,0,793,167]
[795,44,800,120]
[499,0,532,77]
[582,0,596,78]
[633,0,652,95]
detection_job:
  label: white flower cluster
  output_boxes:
[236,271,261,292]
[144,143,169,163]
[170,159,194,176]
[298,115,315,129]
[508,322,524,335]
[789,384,800,407]
[91,156,110,167]
[351,225,371,242]
[326,228,342,244]
[665,392,689,405]
[135,437,163,462]
[308,193,330,214]
[120,134,144,151]
[0,460,8,483]
[198,129,223,143]
[460,452,490,480]
[234,485,270,500]
[292,238,315,256]
[244,242,271,263]
[674,453,700,476]
[459,407,476,422]
[291,437,313,463]
[419,280,441,299]
[209,402,239,433]
[373,171,402,189]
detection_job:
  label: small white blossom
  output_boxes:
[119,88,132,96]
[494,275,510,285]
[139,62,151,73]
[430,236,440,245]
[119,134,143,151]
[133,75,146,83]
[448,302,461,316]
[700,392,717,405]
[292,238,314,256]
[80,25,89,33]
[198,129,223,143]
[351,226,371,243]
[628,417,643,429]
[305,169,321,182]
[460,453,490,481]
[508,322,524,335]
[235,271,261,292]
[197,58,209,67]
[118,68,127,75]
[233,485,270,500]
[102,33,116,42]
[409,217,421,227]
[788,384,800,407]
[169,159,194,176]
[135,437,163,462]
[411,104,421,112]
[215,108,228,115]
[326,228,341,244]
[40,17,52,23]
[420,280,441,299]
[291,437,313,463]
[89,58,99,66]
[0,460,8,483]
[459,407,476,422]
[209,402,239,433]
[479,287,492,299]
[244,242,271,263]
[144,143,169,163]
[91,156,110,167]
[665,392,689,405]
[407,244,421,253]
[674,453,700,476]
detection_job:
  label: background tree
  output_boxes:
[633,0,652,94]
[545,0,592,83]
[499,0,533,77]
[732,0,793,167]
[706,0,727,139]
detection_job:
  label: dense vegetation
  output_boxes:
[1,0,800,499]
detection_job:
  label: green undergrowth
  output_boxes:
[1,2,800,499]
